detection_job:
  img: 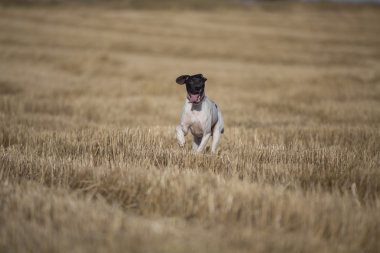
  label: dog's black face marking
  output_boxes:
[186,74,205,94]
[176,74,207,104]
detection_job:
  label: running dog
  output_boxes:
[175,74,224,153]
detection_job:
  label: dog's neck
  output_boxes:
[189,96,205,111]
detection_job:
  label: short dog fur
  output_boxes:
[175,74,224,153]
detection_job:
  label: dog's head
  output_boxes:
[176,74,207,104]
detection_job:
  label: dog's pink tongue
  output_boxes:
[189,94,199,103]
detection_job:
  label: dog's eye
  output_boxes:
[191,79,202,85]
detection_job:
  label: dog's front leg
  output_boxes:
[196,132,211,153]
[211,130,221,153]
[176,124,188,147]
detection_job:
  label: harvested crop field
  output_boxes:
[0,2,380,253]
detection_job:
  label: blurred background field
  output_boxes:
[0,1,380,253]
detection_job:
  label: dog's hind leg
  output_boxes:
[217,110,224,134]
[211,122,222,153]
[196,133,211,153]
[192,136,202,151]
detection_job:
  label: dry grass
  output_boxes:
[0,3,380,253]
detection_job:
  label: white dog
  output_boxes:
[175,74,224,153]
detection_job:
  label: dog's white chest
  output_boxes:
[180,98,217,137]
[188,110,205,137]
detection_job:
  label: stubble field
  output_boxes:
[0,3,380,253]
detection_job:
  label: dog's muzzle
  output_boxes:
[187,92,205,104]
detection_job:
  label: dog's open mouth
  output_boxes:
[188,93,202,103]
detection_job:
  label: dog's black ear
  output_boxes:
[176,75,190,85]
[194,73,207,82]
